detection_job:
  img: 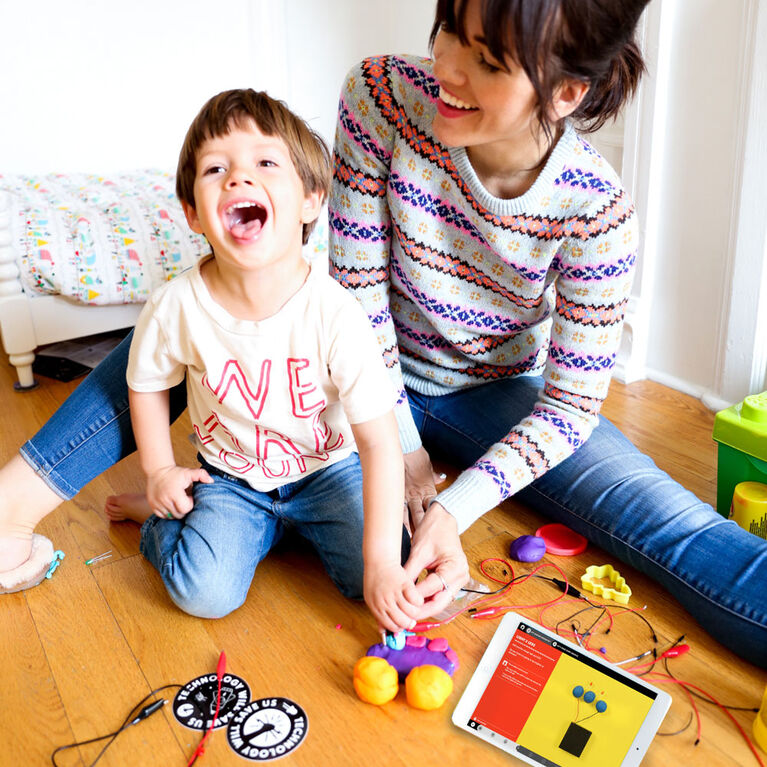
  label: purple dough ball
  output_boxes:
[509,535,546,562]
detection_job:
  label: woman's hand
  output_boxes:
[146,465,212,519]
[403,502,469,618]
[403,447,446,532]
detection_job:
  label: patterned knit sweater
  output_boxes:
[329,55,637,533]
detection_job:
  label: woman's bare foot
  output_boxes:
[105,494,153,524]
[0,455,64,572]
[0,535,38,575]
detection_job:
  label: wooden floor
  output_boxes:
[2,351,766,767]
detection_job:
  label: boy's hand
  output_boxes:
[364,561,424,633]
[146,465,213,520]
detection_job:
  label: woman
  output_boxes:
[2,0,765,666]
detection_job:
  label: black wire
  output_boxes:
[554,605,597,637]
[463,570,536,597]
[51,683,182,766]
[609,605,658,642]
[583,607,607,637]
[657,711,694,737]
[662,658,759,712]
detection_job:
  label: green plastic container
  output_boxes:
[712,391,767,516]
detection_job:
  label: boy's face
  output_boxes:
[182,120,321,272]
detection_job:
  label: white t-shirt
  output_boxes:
[127,256,396,491]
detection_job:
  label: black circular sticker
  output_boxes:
[226,697,308,761]
[173,673,250,730]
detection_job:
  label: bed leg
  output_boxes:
[10,352,38,391]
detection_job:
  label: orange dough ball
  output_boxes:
[353,656,399,705]
[405,664,454,710]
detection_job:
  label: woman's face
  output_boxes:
[431,0,542,156]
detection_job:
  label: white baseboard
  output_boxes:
[700,391,734,414]
[618,365,735,414]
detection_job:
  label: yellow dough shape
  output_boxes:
[580,564,632,604]
[353,656,400,705]
[405,664,454,710]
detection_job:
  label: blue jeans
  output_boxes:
[19,332,767,664]
[140,454,369,618]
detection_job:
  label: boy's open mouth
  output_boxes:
[224,200,267,240]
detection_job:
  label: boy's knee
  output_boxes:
[337,579,364,601]
[331,563,364,601]
[165,577,248,619]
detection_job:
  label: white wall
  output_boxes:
[643,0,746,393]
[0,0,434,175]
[616,0,767,408]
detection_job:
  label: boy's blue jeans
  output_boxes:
[19,331,767,664]
[140,454,370,618]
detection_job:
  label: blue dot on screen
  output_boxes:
[584,691,596,703]
[572,685,584,698]
[596,700,607,713]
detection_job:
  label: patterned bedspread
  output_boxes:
[0,170,209,305]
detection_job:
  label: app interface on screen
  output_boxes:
[467,623,656,767]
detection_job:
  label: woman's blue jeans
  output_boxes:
[19,331,767,664]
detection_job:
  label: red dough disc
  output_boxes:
[535,523,587,556]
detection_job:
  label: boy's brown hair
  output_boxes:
[176,89,331,244]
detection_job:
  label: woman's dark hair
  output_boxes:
[430,0,650,133]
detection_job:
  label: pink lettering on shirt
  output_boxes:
[202,358,271,419]
[254,426,308,478]
[287,358,344,454]
[193,357,346,481]
[194,412,256,473]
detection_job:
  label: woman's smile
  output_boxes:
[436,85,479,118]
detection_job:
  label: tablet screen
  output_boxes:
[462,620,660,766]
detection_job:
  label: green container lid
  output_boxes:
[713,391,767,463]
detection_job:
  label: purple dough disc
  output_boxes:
[509,535,546,562]
[366,637,458,682]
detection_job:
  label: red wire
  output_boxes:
[479,557,517,583]
[188,652,226,766]
[676,678,702,744]
[642,673,765,767]
[538,597,590,634]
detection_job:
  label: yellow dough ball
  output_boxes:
[353,656,400,705]
[405,664,454,710]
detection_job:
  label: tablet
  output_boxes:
[452,613,671,766]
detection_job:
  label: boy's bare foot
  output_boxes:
[105,494,153,524]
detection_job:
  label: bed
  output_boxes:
[0,171,327,389]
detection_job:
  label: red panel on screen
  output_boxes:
[470,629,560,740]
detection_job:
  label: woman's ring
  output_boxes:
[437,574,450,592]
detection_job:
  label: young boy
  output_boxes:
[120,89,421,632]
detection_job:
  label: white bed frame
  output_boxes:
[0,198,141,389]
